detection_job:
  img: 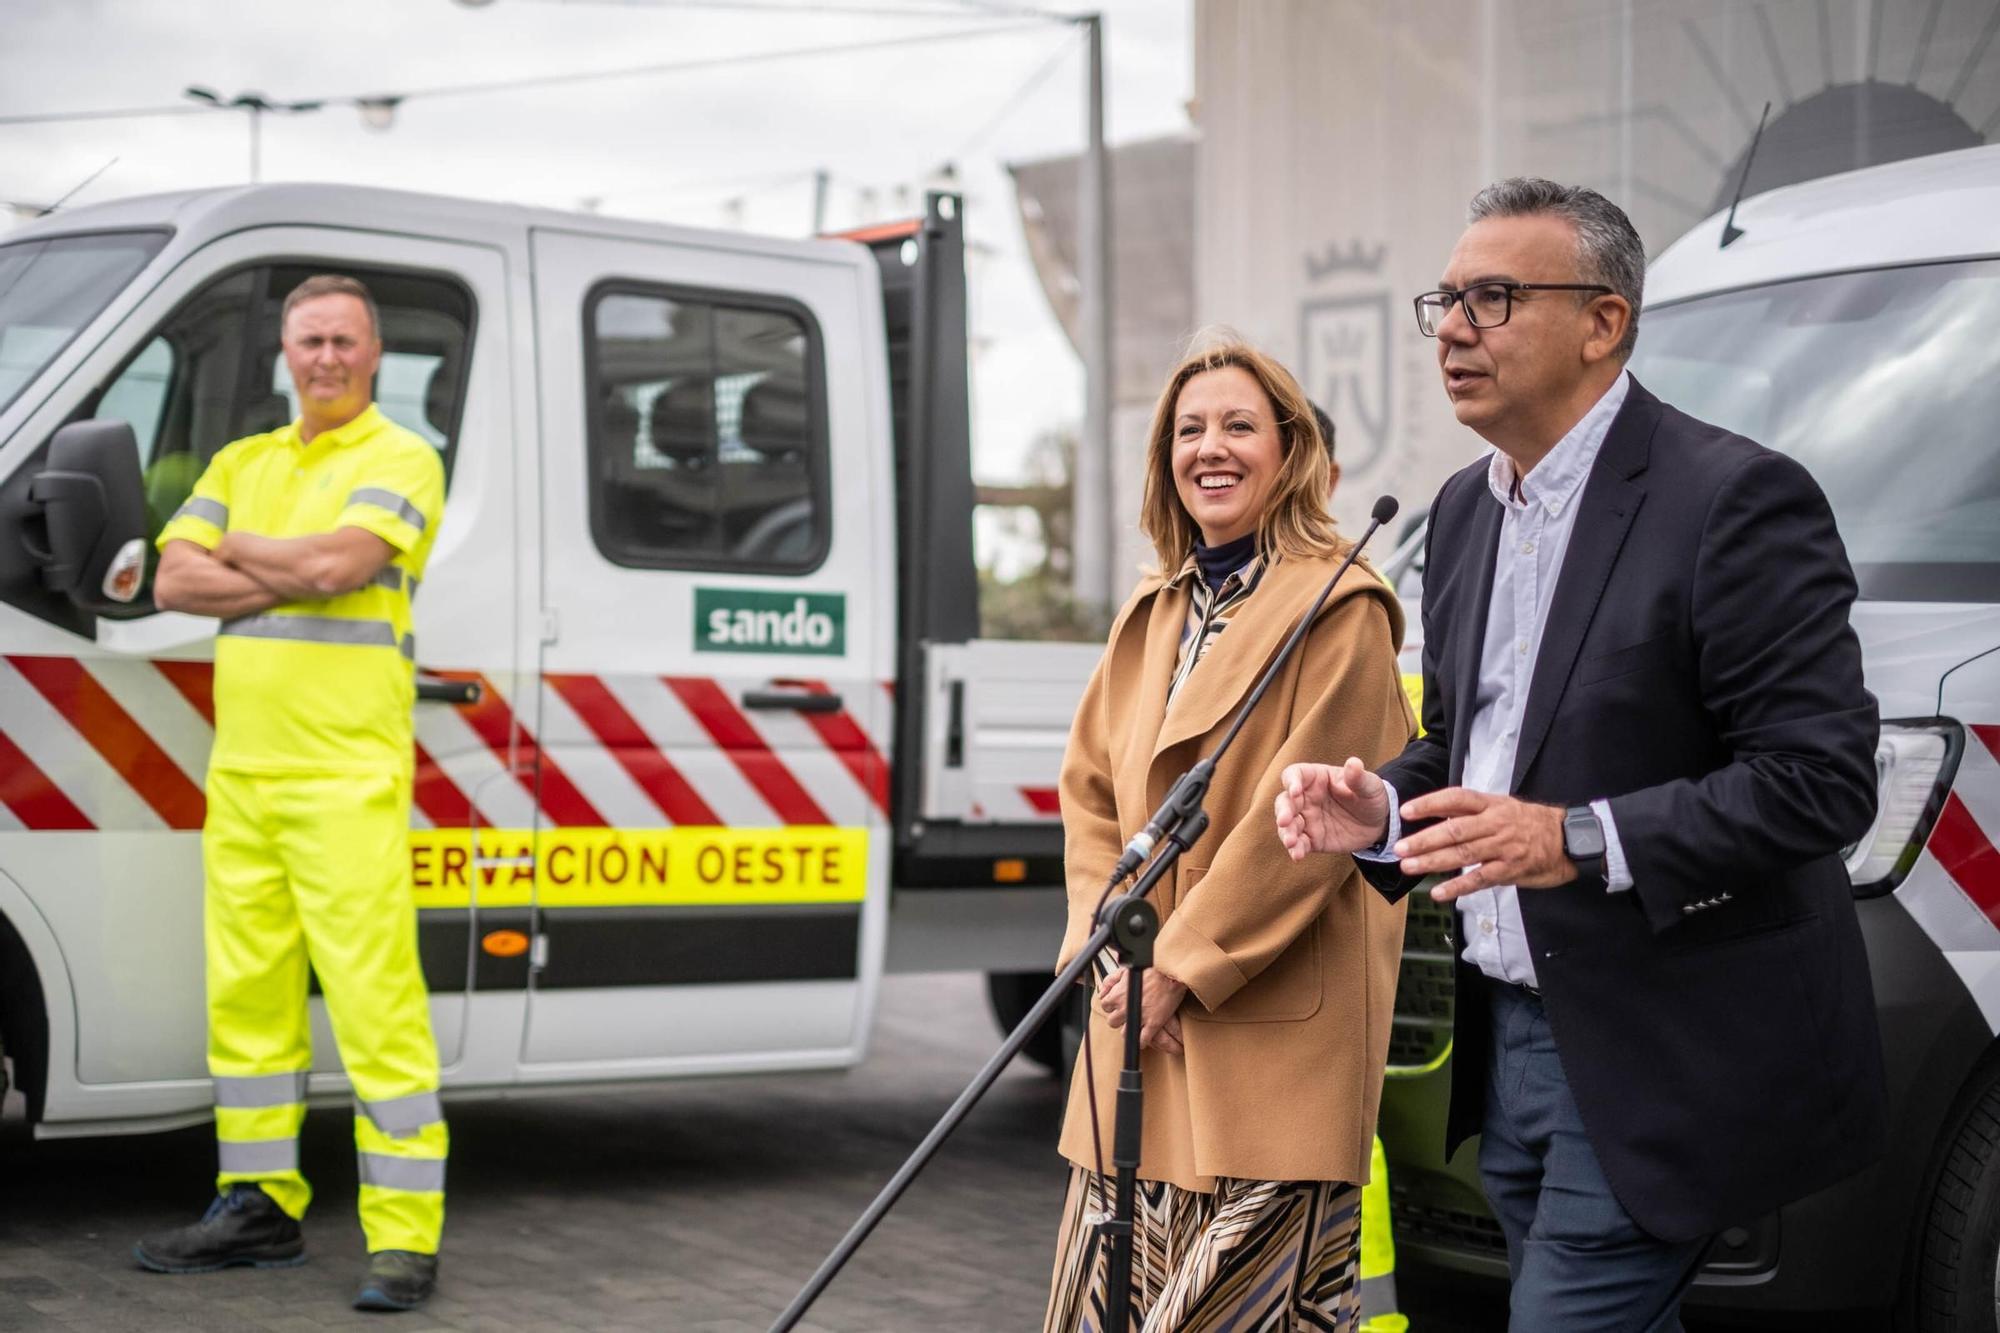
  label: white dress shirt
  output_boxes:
[1362,372,1634,988]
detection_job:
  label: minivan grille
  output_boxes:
[1390,1181,1508,1256]
[1389,890,1455,1069]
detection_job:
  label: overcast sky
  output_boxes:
[0,0,1191,523]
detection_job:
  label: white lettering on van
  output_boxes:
[704,597,838,650]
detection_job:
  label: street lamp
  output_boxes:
[183,85,324,183]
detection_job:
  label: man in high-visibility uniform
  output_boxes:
[134,274,448,1313]
[1360,1134,1410,1331]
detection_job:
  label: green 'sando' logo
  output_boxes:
[695,588,846,656]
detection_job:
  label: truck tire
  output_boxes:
[986,971,1075,1076]
[1916,1063,2000,1332]
[0,915,46,1127]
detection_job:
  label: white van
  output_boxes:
[1378,142,2000,1326]
[0,186,1092,1140]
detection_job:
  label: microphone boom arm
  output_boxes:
[770,496,1400,1333]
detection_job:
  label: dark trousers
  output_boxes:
[1479,980,1711,1332]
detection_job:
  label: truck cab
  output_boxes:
[0,185,1085,1140]
[1379,142,2000,1326]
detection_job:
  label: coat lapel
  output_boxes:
[1449,493,1504,781]
[1112,575,1188,816]
[1509,382,1660,789]
[1150,555,1336,763]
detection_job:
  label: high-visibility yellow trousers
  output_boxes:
[1360,1134,1409,1332]
[204,767,446,1256]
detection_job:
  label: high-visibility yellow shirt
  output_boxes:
[157,404,445,776]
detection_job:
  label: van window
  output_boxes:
[0,230,167,416]
[1630,259,2000,604]
[83,263,473,547]
[584,285,827,573]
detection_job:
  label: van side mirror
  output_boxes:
[22,420,150,611]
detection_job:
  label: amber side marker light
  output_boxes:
[993,859,1028,884]
[482,929,531,958]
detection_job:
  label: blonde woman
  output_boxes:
[1045,336,1414,1331]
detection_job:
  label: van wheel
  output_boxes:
[1915,1065,2000,1332]
[985,971,1076,1076]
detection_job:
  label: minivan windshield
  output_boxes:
[0,230,167,417]
[1629,259,2000,603]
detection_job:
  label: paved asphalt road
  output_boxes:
[2,973,1760,1331]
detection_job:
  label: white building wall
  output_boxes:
[1192,0,1998,531]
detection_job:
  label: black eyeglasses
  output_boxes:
[1413,281,1614,337]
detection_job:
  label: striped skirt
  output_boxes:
[1043,1165,1362,1332]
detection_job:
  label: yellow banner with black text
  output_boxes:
[409,826,869,909]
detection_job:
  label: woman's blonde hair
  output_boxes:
[1139,330,1342,571]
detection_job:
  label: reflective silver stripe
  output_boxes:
[399,632,416,661]
[213,1071,307,1109]
[356,1091,443,1139]
[218,1138,299,1174]
[219,613,399,649]
[173,496,228,527]
[347,487,426,532]
[357,1152,446,1192]
[371,567,406,593]
[406,574,420,597]
[1358,1273,1400,1319]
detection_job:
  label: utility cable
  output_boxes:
[0,22,1046,126]
[313,21,1045,103]
[941,23,1077,164]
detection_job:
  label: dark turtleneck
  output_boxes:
[1193,532,1257,596]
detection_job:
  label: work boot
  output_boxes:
[353,1249,438,1312]
[133,1183,305,1274]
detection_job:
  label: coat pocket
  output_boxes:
[1576,631,1675,686]
[1180,865,1325,1024]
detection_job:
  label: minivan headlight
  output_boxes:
[1845,720,1964,897]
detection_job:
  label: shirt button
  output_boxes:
[1480,918,1495,935]
[1520,541,1534,555]
[1550,502,1562,515]
[1517,640,1528,654]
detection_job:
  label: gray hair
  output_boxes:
[1467,178,1644,359]
[281,273,381,342]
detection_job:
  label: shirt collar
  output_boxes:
[285,403,386,452]
[1484,370,1630,515]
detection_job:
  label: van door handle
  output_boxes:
[417,675,483,705]
[741,689,843,713]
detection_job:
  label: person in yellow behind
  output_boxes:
[134,274,447,1314]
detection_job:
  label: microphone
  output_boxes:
[771,495,1407,1333]
[1100,495,1401,890]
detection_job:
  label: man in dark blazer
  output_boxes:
[1274,178,1887,1330]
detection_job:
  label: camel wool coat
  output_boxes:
[1056,548,1415,1191]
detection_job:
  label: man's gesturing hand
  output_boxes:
[1275,757,1392,861]
[1394,788,1576,901]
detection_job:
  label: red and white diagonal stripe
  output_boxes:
[1926,725,2000,931]
[0,656,903,834]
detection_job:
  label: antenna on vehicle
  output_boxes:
[44,157,120,214]
[1719,102,1772,249]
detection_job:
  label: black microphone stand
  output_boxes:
[769,497,1399,1333]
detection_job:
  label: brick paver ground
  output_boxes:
[0,974,1527,1331]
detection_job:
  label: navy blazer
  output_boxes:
[1359,377,1888,1243]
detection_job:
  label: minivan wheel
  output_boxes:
[985,971,1078,1076]
[1916,1064,2000,1332]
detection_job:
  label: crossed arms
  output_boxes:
[154,528,396,619]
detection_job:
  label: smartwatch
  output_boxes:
[1562,805,1607,881]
